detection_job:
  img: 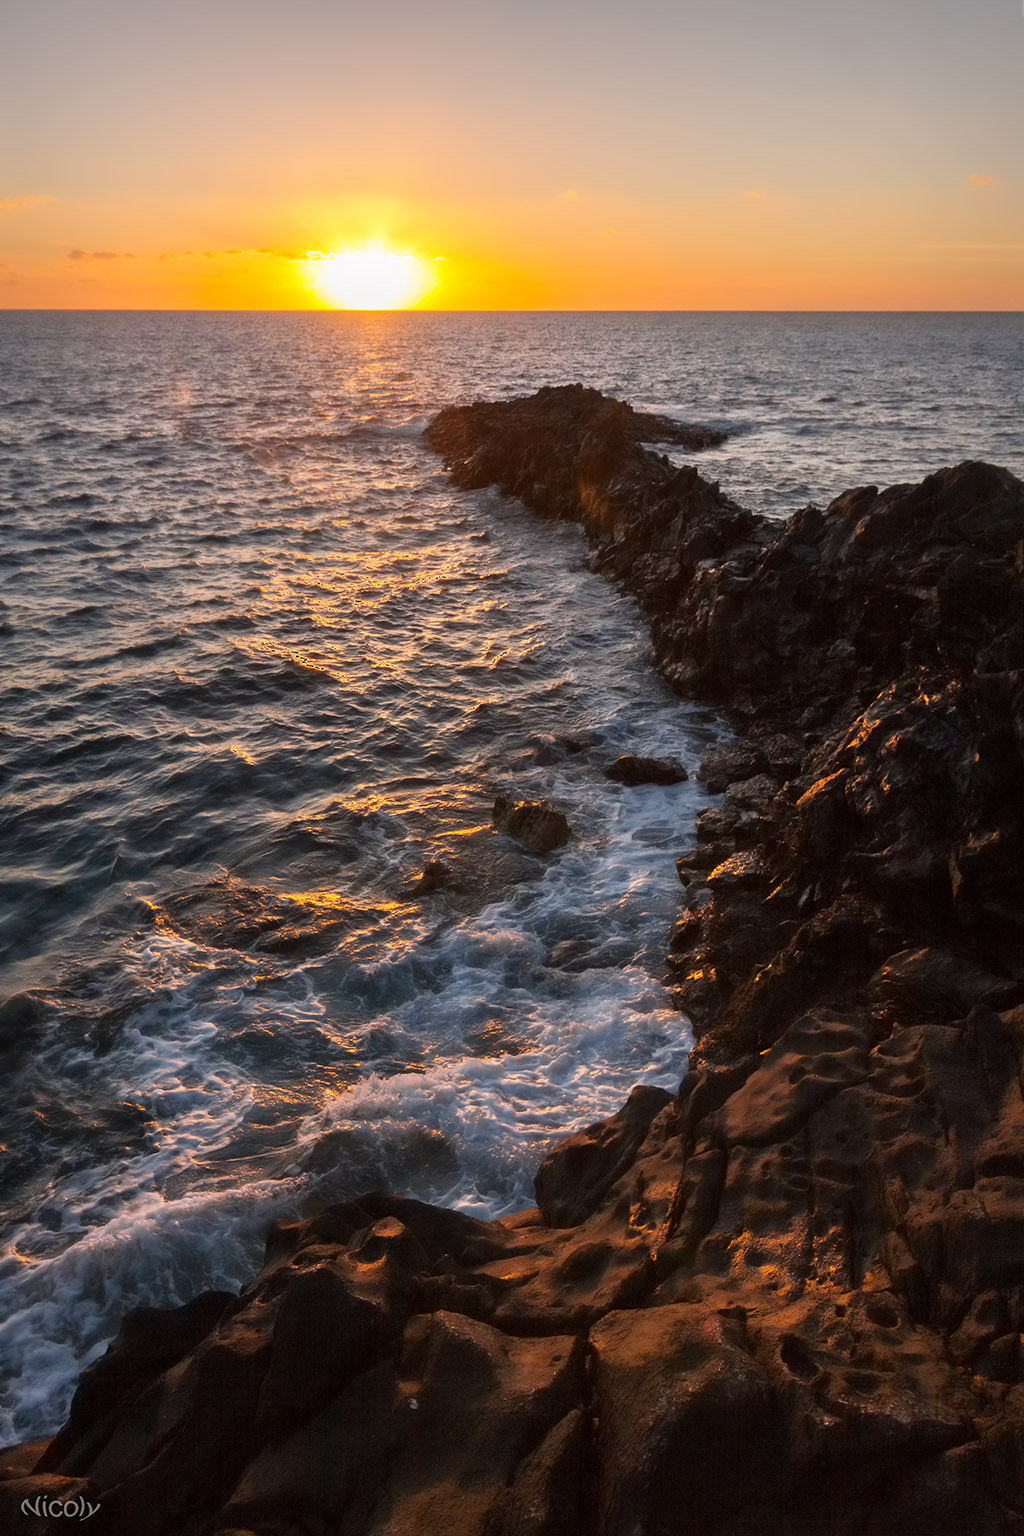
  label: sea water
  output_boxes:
[1,310,1021,1443]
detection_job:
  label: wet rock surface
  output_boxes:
[604,753,688,786]
[8,386,1024,1533]
[492,794,573,854]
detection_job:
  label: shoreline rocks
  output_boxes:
[6,385,1024,1534]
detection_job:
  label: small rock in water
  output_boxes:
[0,991,47,1057]
[399,860,453,898]
[604,754,688,786]
[492,795,572,854]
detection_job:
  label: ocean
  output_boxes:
[1,309,1021,1445]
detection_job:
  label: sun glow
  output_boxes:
[304,245,435,310]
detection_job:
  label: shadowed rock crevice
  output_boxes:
[5,386,1024,1534]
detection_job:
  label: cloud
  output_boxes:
[740,189,769,201]
[921,242,1024,250]
[0,193,54,214]
[68,249,136,261]
[558,189,580,201]
[154,247,295,262]
[968,174,999,186]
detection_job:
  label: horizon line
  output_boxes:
[2,307,1023,317]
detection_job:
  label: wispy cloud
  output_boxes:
[154,247,297,261]
[68,249,136,261]
[921,242,1024,250]
[0,193,54,214]
[968,174,999,186]
[740,189,769,201]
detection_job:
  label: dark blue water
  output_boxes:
[1,310,1021,1444]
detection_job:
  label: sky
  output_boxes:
[1,0,1021,309]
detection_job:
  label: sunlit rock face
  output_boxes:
[6,390,1024,1535]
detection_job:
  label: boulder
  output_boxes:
[492,796,572,854]
[604,754,688,786]
[698,743,765,792]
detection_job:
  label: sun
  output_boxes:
[304,245,436,310]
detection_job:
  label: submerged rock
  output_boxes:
[398,859,453,898]
[158,876,399,959]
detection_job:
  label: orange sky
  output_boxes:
[2,0,1021,310]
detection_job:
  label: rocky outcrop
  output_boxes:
[425,384,753,576]
[429,386,1024,1072]
[6,387,1024,1533]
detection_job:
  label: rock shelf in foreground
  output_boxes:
[4,385,1024,1535]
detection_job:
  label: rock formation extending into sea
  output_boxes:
[4,384,1023,1534]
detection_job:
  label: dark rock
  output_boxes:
[0,1474,97,1533]
[398,859,453,898]
[222,1314,585,1536]
[698,743,765,791]
[868,946,1004,1023]
[18,1003,1024,1535]
[534,1084,672,1226]
[0,1439,51,1480]
[590,1305,777,1532]
[668,910,703,950]
[604,754,688,785]
[492,796,572,854]
[695,805,739,843]
[723,772,778,814]
[38,1289,237,1476]
[754,730,806,779]
[0,991,47,1057]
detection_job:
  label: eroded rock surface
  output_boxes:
[7,387,1024,1533]
[10,1009,1024,1534]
